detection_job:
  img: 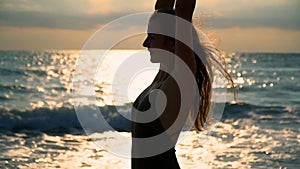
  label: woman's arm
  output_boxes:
[155,0,175,10]
[159,0,197,132]
[175,0,196,22]
[155,0,195,18]
[154,0,197,78]
[175,0,197,75]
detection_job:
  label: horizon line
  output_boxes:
[0,49,300,54]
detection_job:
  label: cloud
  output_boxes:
[0,0,299,30]
[196,0,300,30]
[207,14,300,30]
[0,0,153,15]
[87,0,152,14]
[0,10,131,30]
[0,0,153,30]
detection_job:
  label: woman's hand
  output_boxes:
[175,0,196,22]
[155,0,175,10]
[155,0,196,21]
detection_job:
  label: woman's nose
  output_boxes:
[143,37,150,48]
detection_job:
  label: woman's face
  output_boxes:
[143,18,175,63]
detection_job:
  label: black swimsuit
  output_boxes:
[131,80,181,169]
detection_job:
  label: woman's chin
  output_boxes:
[150,57,160,63]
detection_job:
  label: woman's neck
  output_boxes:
[153,70,169,83]
[152,62,174,85]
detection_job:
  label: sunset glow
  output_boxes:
[0,0,299,52]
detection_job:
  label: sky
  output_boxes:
[0,0,299,52]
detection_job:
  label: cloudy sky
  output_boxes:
[0,0,299,52]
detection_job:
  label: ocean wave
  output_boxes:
[25,69,48,76]
[0,84,33,92]
[0,67,28,76]
[0,105,131,133]
[0,103,297,133]
[221,102,299,121]
[0,96,10,101]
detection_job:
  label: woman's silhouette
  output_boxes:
[131,0,233,168]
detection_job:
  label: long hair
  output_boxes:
[153,9,234,132]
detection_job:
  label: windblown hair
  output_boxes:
[152,9,234,132]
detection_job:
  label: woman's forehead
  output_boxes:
[147,15,175,37]
[147,21,163,34]
[147,20,171,34]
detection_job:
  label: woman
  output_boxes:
[131,0,233,168]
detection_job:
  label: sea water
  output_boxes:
[0,50,299,168]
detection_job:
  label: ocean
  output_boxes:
[0,50,299,169]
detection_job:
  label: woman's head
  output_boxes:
[144,8,234,132]
[143,9,176,63]
[144,8,212,131]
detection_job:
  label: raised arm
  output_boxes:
[155,0,175,10]
[175,0,197,74]
[176,0,196,21]
[155,0,196,24]
[157,0,198,135]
